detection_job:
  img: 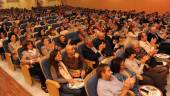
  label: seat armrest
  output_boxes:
[21,64,33,85]
[84,59,95,69]
[46,79,61,96]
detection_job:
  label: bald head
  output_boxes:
[150,26,157,33]
[97,31,105,40]
[65,45,75,56]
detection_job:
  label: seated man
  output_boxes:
[93,31,115,56]
[138,32,158,57]
[63,45,86,78]
[147,26,170,54]
[97,64,135,96]
[81,36,105,66]
[138,32,170,68]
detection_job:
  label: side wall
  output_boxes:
[63,0,170,13]
[0,0,61,9]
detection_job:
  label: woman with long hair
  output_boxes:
[49,49,83,96]
[21,41,47,92]
[8,33,21,65]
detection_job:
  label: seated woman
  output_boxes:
[8,33,21,65]
[21,41,47,92]
[41,37,55,57]
[49,49,83,96]
[110,57,140,96]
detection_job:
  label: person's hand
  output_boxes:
[99,43,106,51]
[128,90,135,96]
[150,50,158,56]
[81,70,86,78]
[129,77,135,88]
[68,79,77,84]
[141,55,149,64]
[123,78,131,90]
[144,64,150,69]
[136,74,143,80]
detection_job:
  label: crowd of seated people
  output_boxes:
[0,5,170,96]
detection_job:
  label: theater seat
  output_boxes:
[17,47,24,60]
[3,39,10,53]
[84,69,98,96]
[46,79,60,96]
[35,40,43,55]
[21,64,33,85]
[40,58,52,79]
[40,58,75,96]
[40,58,60,96]
[5,53,15,71]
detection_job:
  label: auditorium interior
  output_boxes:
[0,0,170,96]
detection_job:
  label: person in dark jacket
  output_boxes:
[93,32,115,56]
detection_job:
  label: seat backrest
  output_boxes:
[34,27,43,33]
[3,39,9,52]
[77,42,84,56]
[65,32,76,40]
[3,21,12,27]
[52,23,60,29]
[17,47,24,60]
[115,48,125,58]
[20,23,27,29]
[84,69,98,96]
[42,25,48,31]
[35,41,43,54]
[40,58,52,79]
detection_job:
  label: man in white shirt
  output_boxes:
[97,64,135,96]
[138,32,157,56]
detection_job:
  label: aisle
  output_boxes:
[0,67,31,96]
[0,60,49,96]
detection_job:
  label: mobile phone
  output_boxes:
[140,88,149,94]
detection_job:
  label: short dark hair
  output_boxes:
[23,41,35,51]
[138,32,145,40]
[110,57,124,74]
[125,47,135,58]
[42,36,51,44]
[96,64,109,78]
[147,34,157,42]
[8,33,18,42]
